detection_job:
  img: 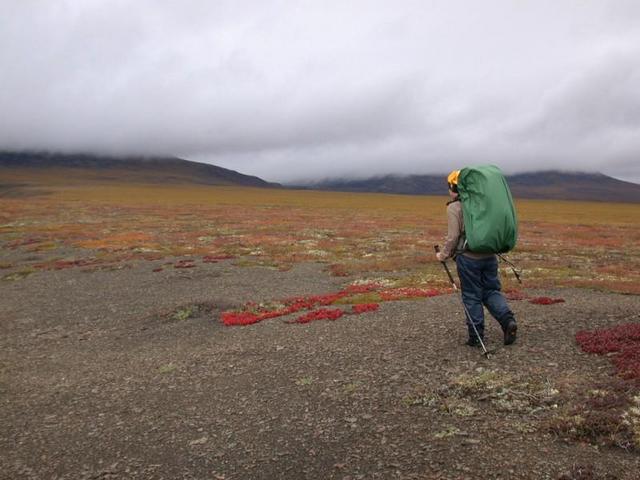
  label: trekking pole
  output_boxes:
[434,245,491,359]
[497,253,522,284]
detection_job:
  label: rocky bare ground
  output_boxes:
[1,259,639,479]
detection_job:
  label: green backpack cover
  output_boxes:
[457,165,518,253]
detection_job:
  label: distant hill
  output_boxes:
[303,171,640,203]
[0,151,279,191]
[3,152,639,203]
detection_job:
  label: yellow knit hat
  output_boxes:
[447,170,460,187]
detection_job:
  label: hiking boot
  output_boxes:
[503,320,517,345]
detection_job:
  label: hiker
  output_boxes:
[435,169,518,347]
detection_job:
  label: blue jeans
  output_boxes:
[455,254,514,339]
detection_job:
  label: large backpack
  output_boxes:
[457,165,518,253]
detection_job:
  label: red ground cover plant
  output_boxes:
[351,303,379,314]
[342,283,382,294]
[529,296,565,305]
[293,308,344,324]
[221,311,262,326]
[379,287,441,301]
[220,283,445,327]
[576,323,640,382]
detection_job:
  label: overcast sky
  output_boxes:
[1,1,639,183]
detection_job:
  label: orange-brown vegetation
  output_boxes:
[1,183,639,294]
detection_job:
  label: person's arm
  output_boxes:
[438,203,462,260]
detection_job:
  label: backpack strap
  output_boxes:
[446,198,467,258]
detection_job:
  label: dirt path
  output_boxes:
[1,260,639,479]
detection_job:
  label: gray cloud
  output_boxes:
[1,1,639,183]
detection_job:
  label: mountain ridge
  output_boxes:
[298,170,640,203]
[2,151,639,202]
[0,151,279,189]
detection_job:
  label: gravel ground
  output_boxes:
[1,259,639,479]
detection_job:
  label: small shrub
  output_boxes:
[342,381,361,393]
[163,302,215,323]
[295,376,313,386]
[547,379,637,451]
[621,393,640,448]
[328,264,350,277]
[174,259,196,269]
[558,464,619,480]
[173,307,194,321]
[576,323,640,381]
[435,371,560,415]
[2,268,36,281]
[432,426,461,439]
[158,363,177,374]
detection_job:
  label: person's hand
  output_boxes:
[436,252,447,262]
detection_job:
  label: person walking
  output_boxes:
[435,170,518,347]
